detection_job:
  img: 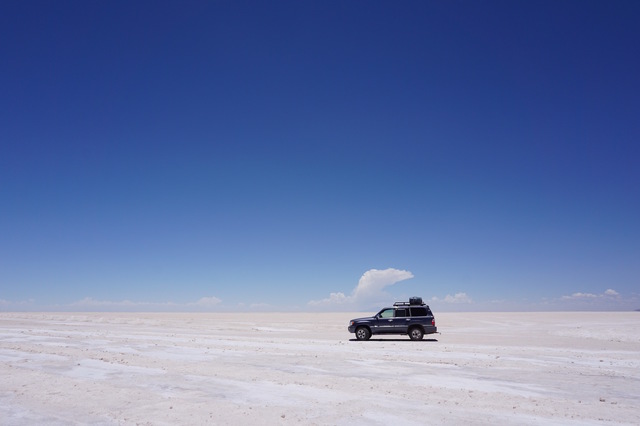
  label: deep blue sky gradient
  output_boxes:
[1,1,639,311]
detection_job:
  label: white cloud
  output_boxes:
[353,268,414,299]
[431,292,473,304]
[309,268,414,308]
[189,296,222,307]
[444,292,472,303]
[562,292,598,300]
[308,292,349,306]
[562,289,620,300]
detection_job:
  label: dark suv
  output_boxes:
[348,298,437,341]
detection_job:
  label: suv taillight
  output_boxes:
[432,319,435,326]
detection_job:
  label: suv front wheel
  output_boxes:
[409,327,424,341]
[355,326,371,341]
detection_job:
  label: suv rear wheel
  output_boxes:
[409,327,424,341]
[355,326,371,341]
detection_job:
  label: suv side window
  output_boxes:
[394,309,407,317]
[379,309,394,318]
[410,307,428,317]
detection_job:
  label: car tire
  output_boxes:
[409,327,424,341]
[355,326,371,341]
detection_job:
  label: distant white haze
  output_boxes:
[1,269,637,312]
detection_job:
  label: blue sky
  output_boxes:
[1,1,639,312]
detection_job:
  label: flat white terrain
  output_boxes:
[0,312,638,425]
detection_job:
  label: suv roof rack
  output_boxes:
[393,301,426,307]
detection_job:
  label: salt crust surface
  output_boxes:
[1,312,638,425]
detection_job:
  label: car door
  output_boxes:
[375,308,395,333]
[392,308,410,333]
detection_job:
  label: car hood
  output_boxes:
[350,316,375,322]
